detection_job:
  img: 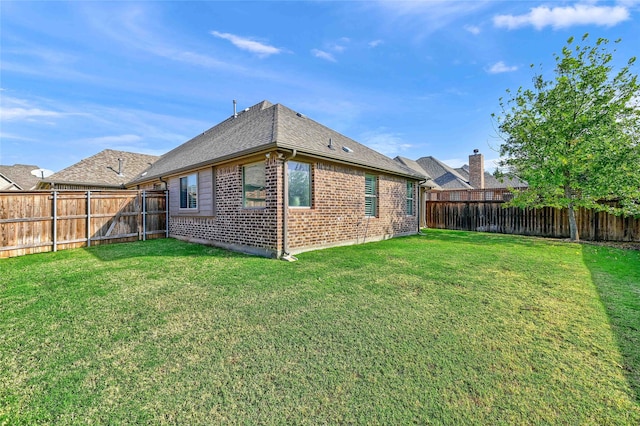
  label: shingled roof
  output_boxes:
[41,149,159,189]
[130,101,423,184]
[0,164,42,190]
[414,156,473,190]
[455,165,527,189]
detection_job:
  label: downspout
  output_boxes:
[417,179,427,234]
[281,149,297,262]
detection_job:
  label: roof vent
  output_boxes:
[342,146,353,153]
[296,112,305,118]
[233,99,238,118]
[328,138,334,150]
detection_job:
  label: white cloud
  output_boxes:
[0,107,63,121]
[464,24,481,35]
[211,31,282,57]
[311,49,336,62]
[487,61,518,74]
[494,4,630,30]
[443,158,467,169]
[368,39,383,48]
[374,0,494,37]
[360,130,413,157]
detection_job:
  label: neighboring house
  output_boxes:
[454,154,527,190]
[397,151,527,191]
[38,149,159,190]
[0,164,42,190]
[128,100,424,259]
[395,150,527,227]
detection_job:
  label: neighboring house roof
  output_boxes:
[414,156,473,190]
[0,164,42,190]
[456,165,527,189]
[130,100,423,185]
[394,156,442,190]
[40,149,159,189]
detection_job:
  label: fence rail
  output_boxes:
[0,190,167,258]
[426,190,639,242]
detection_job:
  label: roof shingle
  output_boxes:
[130,101,423,184]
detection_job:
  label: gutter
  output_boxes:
[417,178,427,233]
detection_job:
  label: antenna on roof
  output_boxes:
[233,99,238,118]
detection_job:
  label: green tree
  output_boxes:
[493,34,640,241]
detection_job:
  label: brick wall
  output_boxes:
[287,159,418,253]
[167,155,282,257]
[163,153,418,258]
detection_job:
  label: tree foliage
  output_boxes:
[493,34,640,240]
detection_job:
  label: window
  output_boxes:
[406,181,414,216]
[243,162,266,208]
[179,174,197,209]
[288,161,311,207]
[365,174,377,217]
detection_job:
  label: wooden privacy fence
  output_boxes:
[0,190,167,258]
[425,189,640,242]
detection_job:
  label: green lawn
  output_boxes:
[1,230,638,424]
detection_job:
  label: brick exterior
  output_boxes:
[164,152,418,258]
[167,155,282,257]
[469,152,485,190]
[287,159,418,253]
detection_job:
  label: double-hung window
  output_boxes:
[365,174,377,217]
[179,173,198,209]
[243,162,266,208]
[288,161,311,207]
[406,181,414,216]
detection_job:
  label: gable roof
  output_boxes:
[130,101,423,184]
[415,156,473,190]
[394,156,442,190]
[0,164,42,190]
[455,165,527,189]
[41,149,159,188]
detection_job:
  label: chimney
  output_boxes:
[469,149,484,189]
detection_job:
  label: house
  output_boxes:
[397,150,527,192]
[128,100,424,259]
[0,164,43,190]
[396,150,527,227]
[38,149,159,190]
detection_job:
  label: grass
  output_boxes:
[1,229,638,424]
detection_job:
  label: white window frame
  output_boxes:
[179,173,198,210]
[243,162,266,208]
[288,161,311,208]
[406,181,415,216]
[365,174,378,217]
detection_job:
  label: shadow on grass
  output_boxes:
[582,244,640,404]
[84,238,253,262]
[419,228,569,248]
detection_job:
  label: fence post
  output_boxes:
[86,191,91,247]
[52,191,57,252]
[142,190,147,241]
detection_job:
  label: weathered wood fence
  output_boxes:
[0,190,167,258]
[425,189,640,242]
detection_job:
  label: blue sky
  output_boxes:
[1,1,639,173]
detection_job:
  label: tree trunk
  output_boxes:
[567,205,580,241]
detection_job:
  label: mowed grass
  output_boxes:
[1,229,638,424]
